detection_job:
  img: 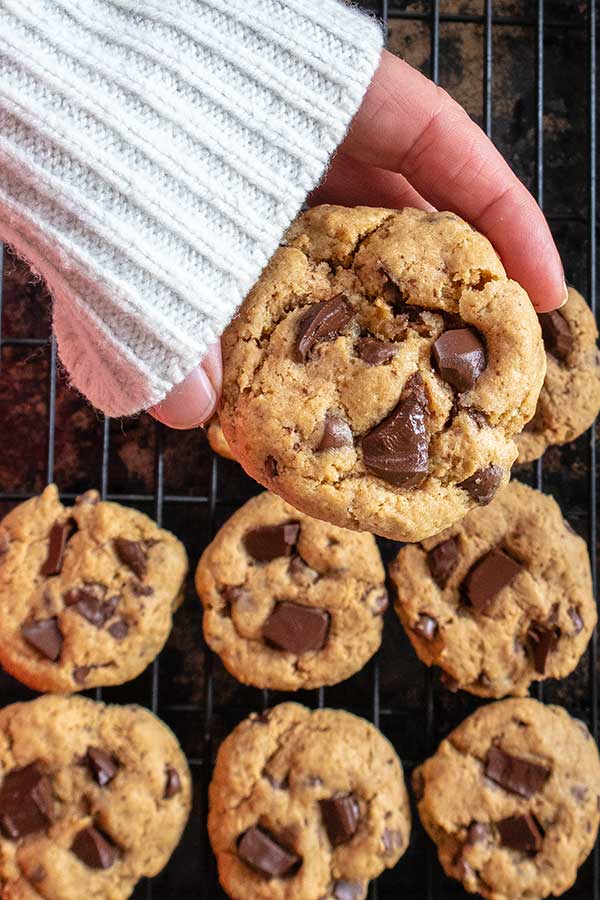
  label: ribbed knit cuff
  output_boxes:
[0,0,383,416]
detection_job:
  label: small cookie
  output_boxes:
[413,698,600,900]
[517,286,600,463]
[389,480,595,697]
[0,485,188,692]
[207,416,236,461]
[195,491,387,690]
[0,694,191,900]
[209,702,410,900]
[220,205,546,542]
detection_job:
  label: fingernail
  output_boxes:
[559,281,569,308]
[149,366,217,429]
[200,341,222,390]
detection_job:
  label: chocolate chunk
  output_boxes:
[333,881,363,900]
[30,865,46,883]
[467,821,490,844]
[289,555,318,582]
[569,607,584,634]
[370,590,389,615]
[164,767,182,798]
[263,602,330,654]
[87,748,119,786]
[73,666,91,684]
[362,373,429,487]
[433,328,486,391]
[357,337,398,366]
[382,828,403,853]
[130,580,153,597]
[468,408,489,429]
[0,763,54,839]
[413,613,437,641]
[497,813,544,853]
[75,490,99,505]
[459,465,504,505]
[238,826,300,877]
[295,295,354,362]
[265,455,279,478]
[21,617,63,661]
[64,584,115,628]
[427,537,459,588]
[485,746,550,798]
[108,619,129,640]
[527,623,559,674]
[41,519,76,576]
[571,784,588,803]
[71,826,118,869]
[114,538,147,579]
[244,522,300,562]
[320,794,360,846]
[317,414,353,451]
[465,549,522,613]
[539,310,573,362]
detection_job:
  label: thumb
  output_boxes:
[149,342,222,430]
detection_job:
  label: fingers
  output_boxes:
[342,49,566,311]
[149,342,222,429]
[309,150,434,212]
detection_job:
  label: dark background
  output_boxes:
[0,1,597,898]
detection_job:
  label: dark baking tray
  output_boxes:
[0,1,597,898]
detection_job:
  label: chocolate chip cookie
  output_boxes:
[195,491,387,690]
[220,205,546,542]
[208,416,236,461]
[0,485,188,692]
[413,698,600,900]
[389,480,595,697]
[0,693,191,900]
[517,286,600,463]
[209,702,410,900]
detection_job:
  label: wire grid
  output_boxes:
[0,2,597,898]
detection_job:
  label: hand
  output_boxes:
[151,49,565,430]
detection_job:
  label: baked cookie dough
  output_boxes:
[209,703,410,900]
[413,698,600,900]
[0,485,188,693]
[389,480,595,697]
[0,694,191,900]
[195,491,387,690]
[220,205,546,542]
[517,286,600,463]
[208,416,236,461]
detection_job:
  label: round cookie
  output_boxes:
[389,480,595,698]
[0,484,188,693]
[207,416,236,461]
[209,702,410,900]
[413,698,600,900]
[517,286,600,463]
[195,491,387,690]
[0,694,191,900]
[220,205,546,542]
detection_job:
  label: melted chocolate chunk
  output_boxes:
[263,602,330,654]
[485,746,550,798]
[497,813,544,853]
[0,763,54,839]
[244,522,300,561]
[318,414,353,451]
[459,465,504,505]
[527,623,559,674]
[539,310,573,362]
[265,455,279,478]
[71,826,119,869]
[87,748,119,786]
[41,519,77,576]
[467,821,490,844]
[433,328,486,391]
[427,537,459,588]
[357,337,398,366]
[238,826,300,877]
[320,794,360,846]
[362,373,429,487]
[569,607,584,634]
[333,882,363,900]
[21,617,63,661]
[164,767,182,799]
[114,538,147,579]
[73,666,91,684]
[108,619,129,640]
[295,295,354,362]
[413,613,437,641]
[382,828,403,854]
[464,549,522,613]
[64,584,116,628]
[130,580,153,597]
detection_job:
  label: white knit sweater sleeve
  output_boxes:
[0,0,383,416]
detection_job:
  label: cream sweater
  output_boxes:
[0,0,383,416]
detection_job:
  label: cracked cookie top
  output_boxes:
[413,698,600,900]
[195,492,387,691]
[220,205,546,542]
[208,703,410,900]
[0,485,188,693]
[389,480,596,698]
[0,694,191,900]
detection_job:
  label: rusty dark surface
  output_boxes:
[0,2,597,899]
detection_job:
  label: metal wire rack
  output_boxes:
[0,1,597,898]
